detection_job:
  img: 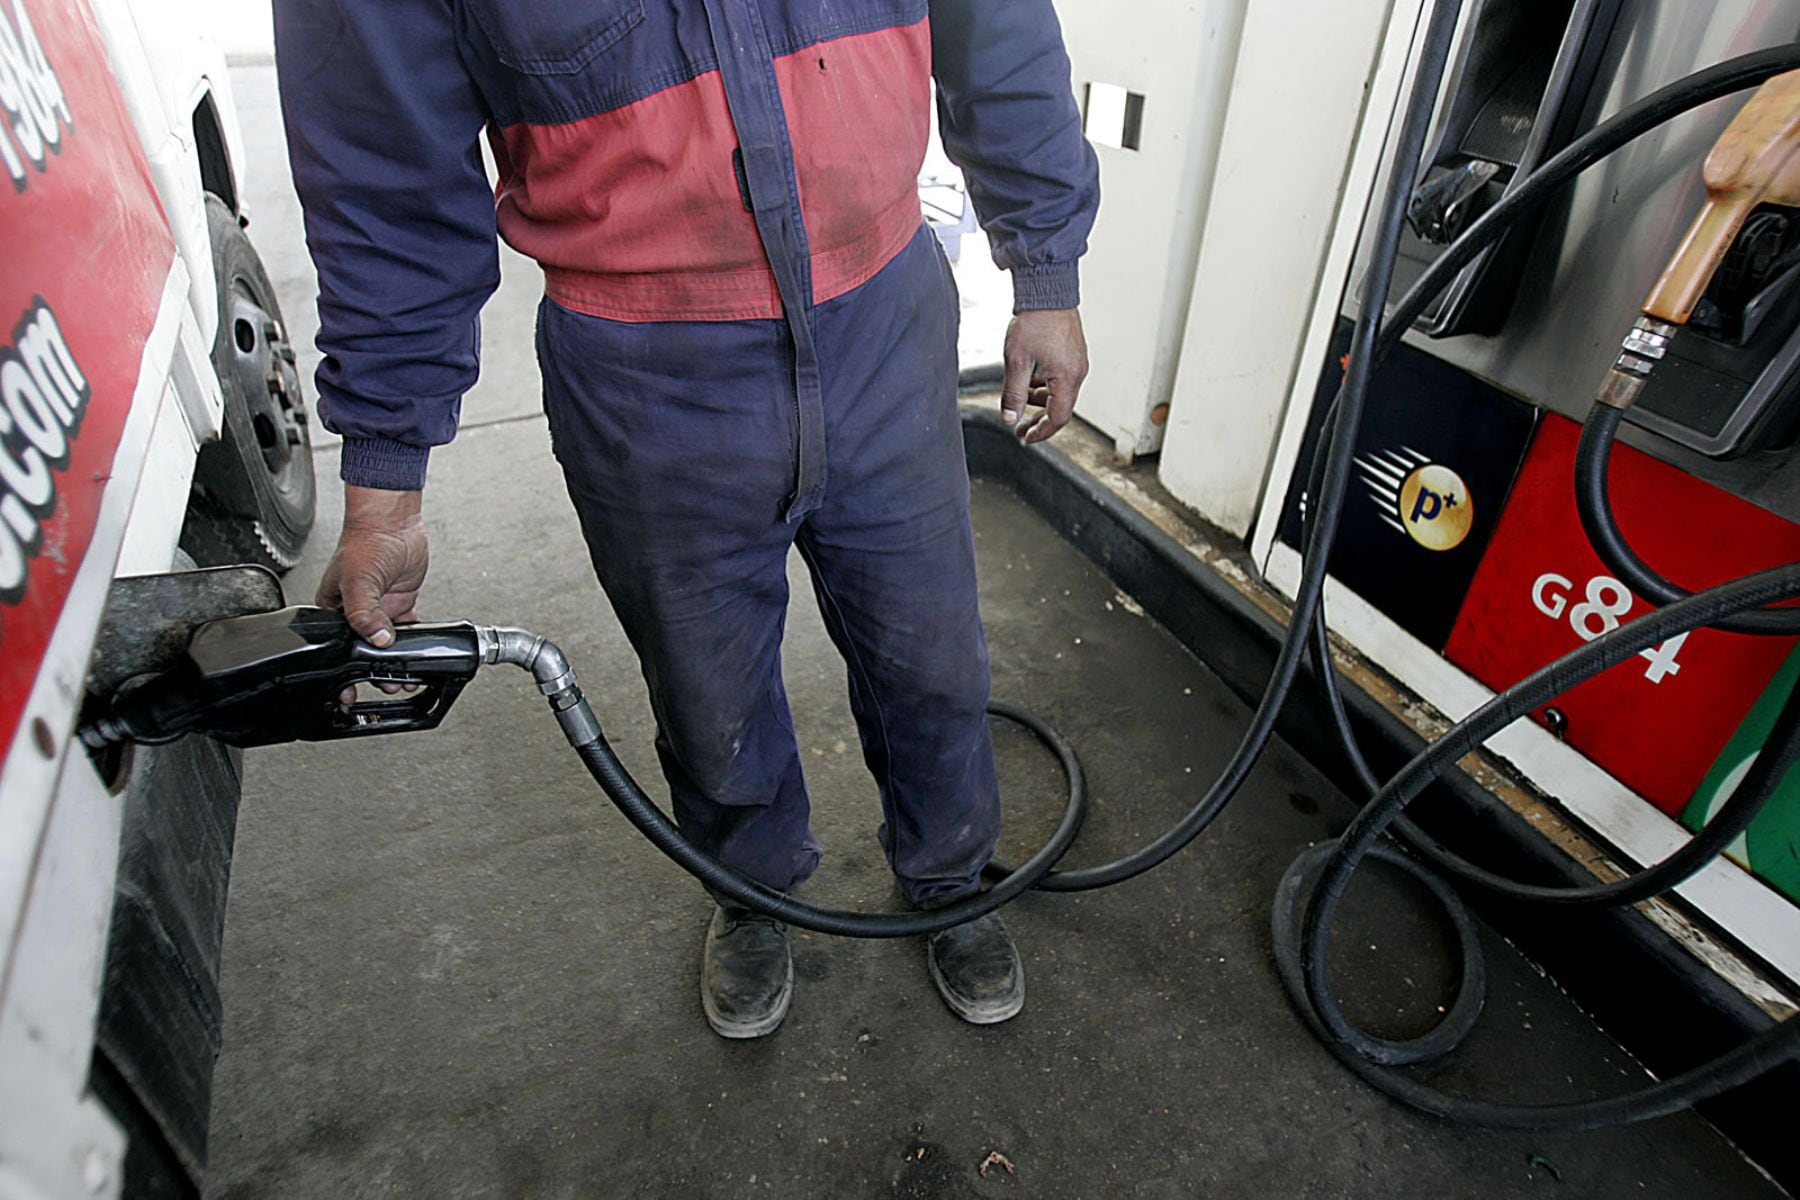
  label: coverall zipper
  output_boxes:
[699,0,828,522]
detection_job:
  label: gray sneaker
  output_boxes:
[926,912,1024,1024]
[701,905,793,1039]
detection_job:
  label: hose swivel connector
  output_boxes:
[477,625,602,748]
[1598,316,1678,410]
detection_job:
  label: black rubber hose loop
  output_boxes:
[1576,403,1800,635]
[543,38,1800,1129]
[1292,564,1800,1129]
[1271,841,1488,1067]
[572,700,1085,938]
[1302,428,1800,909]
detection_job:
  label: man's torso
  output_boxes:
[464,0,934,322]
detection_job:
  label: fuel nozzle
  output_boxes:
[81,606,484,749]
[1644,69,1800,326]
[1600,70,1800,412]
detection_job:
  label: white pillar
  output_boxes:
[1158,0,1413,538]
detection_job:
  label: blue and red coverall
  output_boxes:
[274,0,1099,904]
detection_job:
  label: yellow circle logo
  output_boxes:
[1397,464,1473,551]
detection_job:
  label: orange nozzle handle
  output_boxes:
[1644,69,1800,325]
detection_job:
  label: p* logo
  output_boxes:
[1353,448,1474,552]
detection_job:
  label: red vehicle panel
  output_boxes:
[0,0,175,765]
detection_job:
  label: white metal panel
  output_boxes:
[178,0,273,63]
[1158,0,1409,537]
[0,758,128,1200]
[1056,0,1247,460]
[113,378,198,577]
[165,280,223,451]
[113,305,219,578]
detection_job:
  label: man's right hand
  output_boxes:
[317,484,430,648]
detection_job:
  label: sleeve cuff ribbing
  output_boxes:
[1010,261,1081,313]
[340,436,430,491]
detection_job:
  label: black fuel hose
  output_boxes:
[526,34,1800,1118]
[569,700,1086,938]
[1308,592,1800,907]
[1277,838,1491,1068]
[1298,415,1487,882]
[1279,563,1800,1129]
[1576,403,1800,635]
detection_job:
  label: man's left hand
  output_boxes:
[1000,308,1088,444]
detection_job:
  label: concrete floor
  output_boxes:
[204,67,1780,1200]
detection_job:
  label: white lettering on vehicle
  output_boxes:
[0,0,70,192]
[0,297,88,603]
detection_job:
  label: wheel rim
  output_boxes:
[225,279,310,506]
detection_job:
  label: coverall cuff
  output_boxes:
[340,436,430,491]
[1010,261,1081,313]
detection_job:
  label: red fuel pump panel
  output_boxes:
[0,0,176,767]
[1442,414,1800,817]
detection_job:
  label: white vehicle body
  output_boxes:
[0,3,287,1196]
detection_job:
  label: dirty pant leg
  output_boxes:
[535,297,822,895]
[804,226,1001,906]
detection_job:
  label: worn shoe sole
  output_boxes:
[701,953,794,1040]
[927,950,1025,1025]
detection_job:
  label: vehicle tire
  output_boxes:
[179,194,315,571]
